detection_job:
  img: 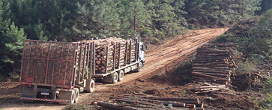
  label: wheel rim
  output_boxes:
[71,92,75,104]
[111,72,118,83]
[138,62,142,71]
[75,89,79,103]
[119,71,124,81]
[114,73,118,81]
[91,82,94,89]
[90,80,94,92]
[120,73,123,79]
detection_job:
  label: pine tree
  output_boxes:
[117,0,151,37]
[259,0,272,14]
[72,0,122,39]
[0,0,27,78]
[6,0,78,41]
[2,22,26,76]
[0,1,11,77]
[184,0,261,26]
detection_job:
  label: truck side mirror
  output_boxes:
[145,44,148,51]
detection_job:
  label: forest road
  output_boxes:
[0,28,228,110]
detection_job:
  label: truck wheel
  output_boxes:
[137,62,143,72]
[59,90,75,104]
[84,79,95,93]
[118,70,124,82]
[73,88,79,103]
[103,72,118,84]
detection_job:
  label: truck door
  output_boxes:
[139,42,145,63]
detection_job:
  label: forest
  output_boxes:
[0,0,272,79]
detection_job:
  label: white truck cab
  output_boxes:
[139,42,145,66]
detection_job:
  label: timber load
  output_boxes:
[21,40,91,87]
[192,43,238,85]
[20,37,137,86]
[91,37,136,73]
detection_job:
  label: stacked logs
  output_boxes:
[192,43,238,85]
[21,40,77,86]
[75,43,90,82]
[93,93,204,110]
[92,37,136,73]
[20,37,137,85]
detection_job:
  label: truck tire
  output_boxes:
[59,90,75,104]
[84,79,95,93]
[73,88,79,103]
[118,70,124,81]
[137,62,143,72]
[103,72,118,84]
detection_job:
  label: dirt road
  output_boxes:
[0,28,228,110]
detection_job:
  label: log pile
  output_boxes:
[93,93,205,110]
[192,43,238,85]
[92,37,136,73]
[231,71,261,90]
[21,40,78,86]
[194,82,236,95]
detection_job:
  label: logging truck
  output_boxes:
[19,37,145,104]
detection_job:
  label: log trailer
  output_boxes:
[19,38,145,104]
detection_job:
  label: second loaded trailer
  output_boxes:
[19,37,145,104]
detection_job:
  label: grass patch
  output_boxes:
[171,61,193,85]
[179,90,187,96]
[263,77,272,94]
[254,94,272,109]
[250,76,272,109]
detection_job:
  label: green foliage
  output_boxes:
[254,77,272,109]
[216,34,228,43]
[0,22,26,77]
[263,77,272,94]
[179,90,187,96]
[259,0,272,14]
[234,58,256,77]
[171,61,193,85]
[215,9,272,71]
[258,94,272,109]
[167,104,173,108]
[149,37,160,45]
[184,0,261,26]
[6,0,78,41]
[140,27,153,37]
[0,0,27,77]
[259,9,272,30]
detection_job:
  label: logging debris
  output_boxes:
[93,93,205,110]
[194,82,237,95]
